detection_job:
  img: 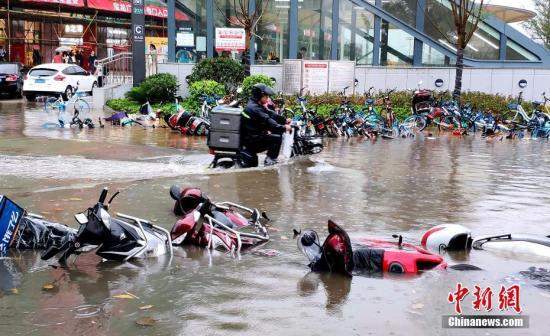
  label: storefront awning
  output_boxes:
[18,0,190,20]
[87,0,189,21]
[20,0,85,8]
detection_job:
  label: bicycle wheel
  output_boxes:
[74,98,91,120]
[44,97,61,114]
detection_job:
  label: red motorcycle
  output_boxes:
[297,220,447,276]
[169,186,270,253]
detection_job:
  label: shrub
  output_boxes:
[240,75,275,100]
[184,80,226,113]
[125,73,179,103]
[126,86,147,103]
[187,58,245,92]
[106,98,141,114]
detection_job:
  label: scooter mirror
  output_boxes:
[75,213,88,225]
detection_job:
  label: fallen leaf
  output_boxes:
[11,288,18,294]
[113,292,138,299]
[280,236,288,240]
[411,303,424,310]
[42,283,56,291]
[53,208,64,212]
[139,305,154,310]
[40,211,51,215]
[69,197,83,201]
[136,317,156,326]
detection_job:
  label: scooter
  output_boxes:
[296,220,447,277]
[169,186,269,253]
[41,188,172,265]
[421,224,550,262]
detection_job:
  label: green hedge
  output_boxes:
[105,98,175,115]
[240,75,275,100]
[187,58,245,92]
[184,80,226,112]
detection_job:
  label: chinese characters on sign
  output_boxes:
[215,28,246,52]
[302,60,329,95]
[448,283,522,314]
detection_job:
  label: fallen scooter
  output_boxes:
[169,186,270,253]
[41,188,172,265]
[422,224,550,262]
[296,220,448,277]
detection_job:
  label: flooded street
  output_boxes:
[1,101,549,335]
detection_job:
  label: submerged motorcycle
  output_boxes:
[421,224,550,262]
[41,188,172,265]
[169,186,270,253]
[297,220,447,276]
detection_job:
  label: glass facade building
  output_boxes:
[169,0,549,67]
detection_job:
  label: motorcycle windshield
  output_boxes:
[297,230,322,263]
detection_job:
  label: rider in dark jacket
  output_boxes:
[241,83,290,165]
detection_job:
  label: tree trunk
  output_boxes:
[453,46,464,100]
[243,29,252,77]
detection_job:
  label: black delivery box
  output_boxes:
[207,106,243,150]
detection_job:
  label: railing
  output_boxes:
[96,52,168,86]
[96,52,133,86]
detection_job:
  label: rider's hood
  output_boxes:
[421,224,472,253]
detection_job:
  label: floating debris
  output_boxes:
[42,283,56,291]
[136,317,157,326]
[113,292,139,299]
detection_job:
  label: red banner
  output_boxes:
[20,0,85,7]
[87,0,189,21]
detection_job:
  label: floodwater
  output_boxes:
[1,100,549,336]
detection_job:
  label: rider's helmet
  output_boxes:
[170,185,207,216]
[251,83,275,101]
[421,224,472,253]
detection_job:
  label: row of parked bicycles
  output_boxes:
[271,87,550,140]
[41,80,550,140]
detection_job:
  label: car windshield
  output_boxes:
[29,68,58,77]
[0,64,17,74]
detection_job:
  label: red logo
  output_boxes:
[448,283,522,314]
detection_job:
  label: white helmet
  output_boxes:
[421,224,472,253]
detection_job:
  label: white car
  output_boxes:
[23,63,97,101]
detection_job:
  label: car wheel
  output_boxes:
[24,94,36,102]
[62,86,73,101]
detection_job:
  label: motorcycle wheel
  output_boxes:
[310,144,323,154]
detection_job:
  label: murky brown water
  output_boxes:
[1,101,549,335]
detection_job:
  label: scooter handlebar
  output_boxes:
[98,188,109,204]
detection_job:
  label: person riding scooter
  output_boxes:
[241,83,291,166]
